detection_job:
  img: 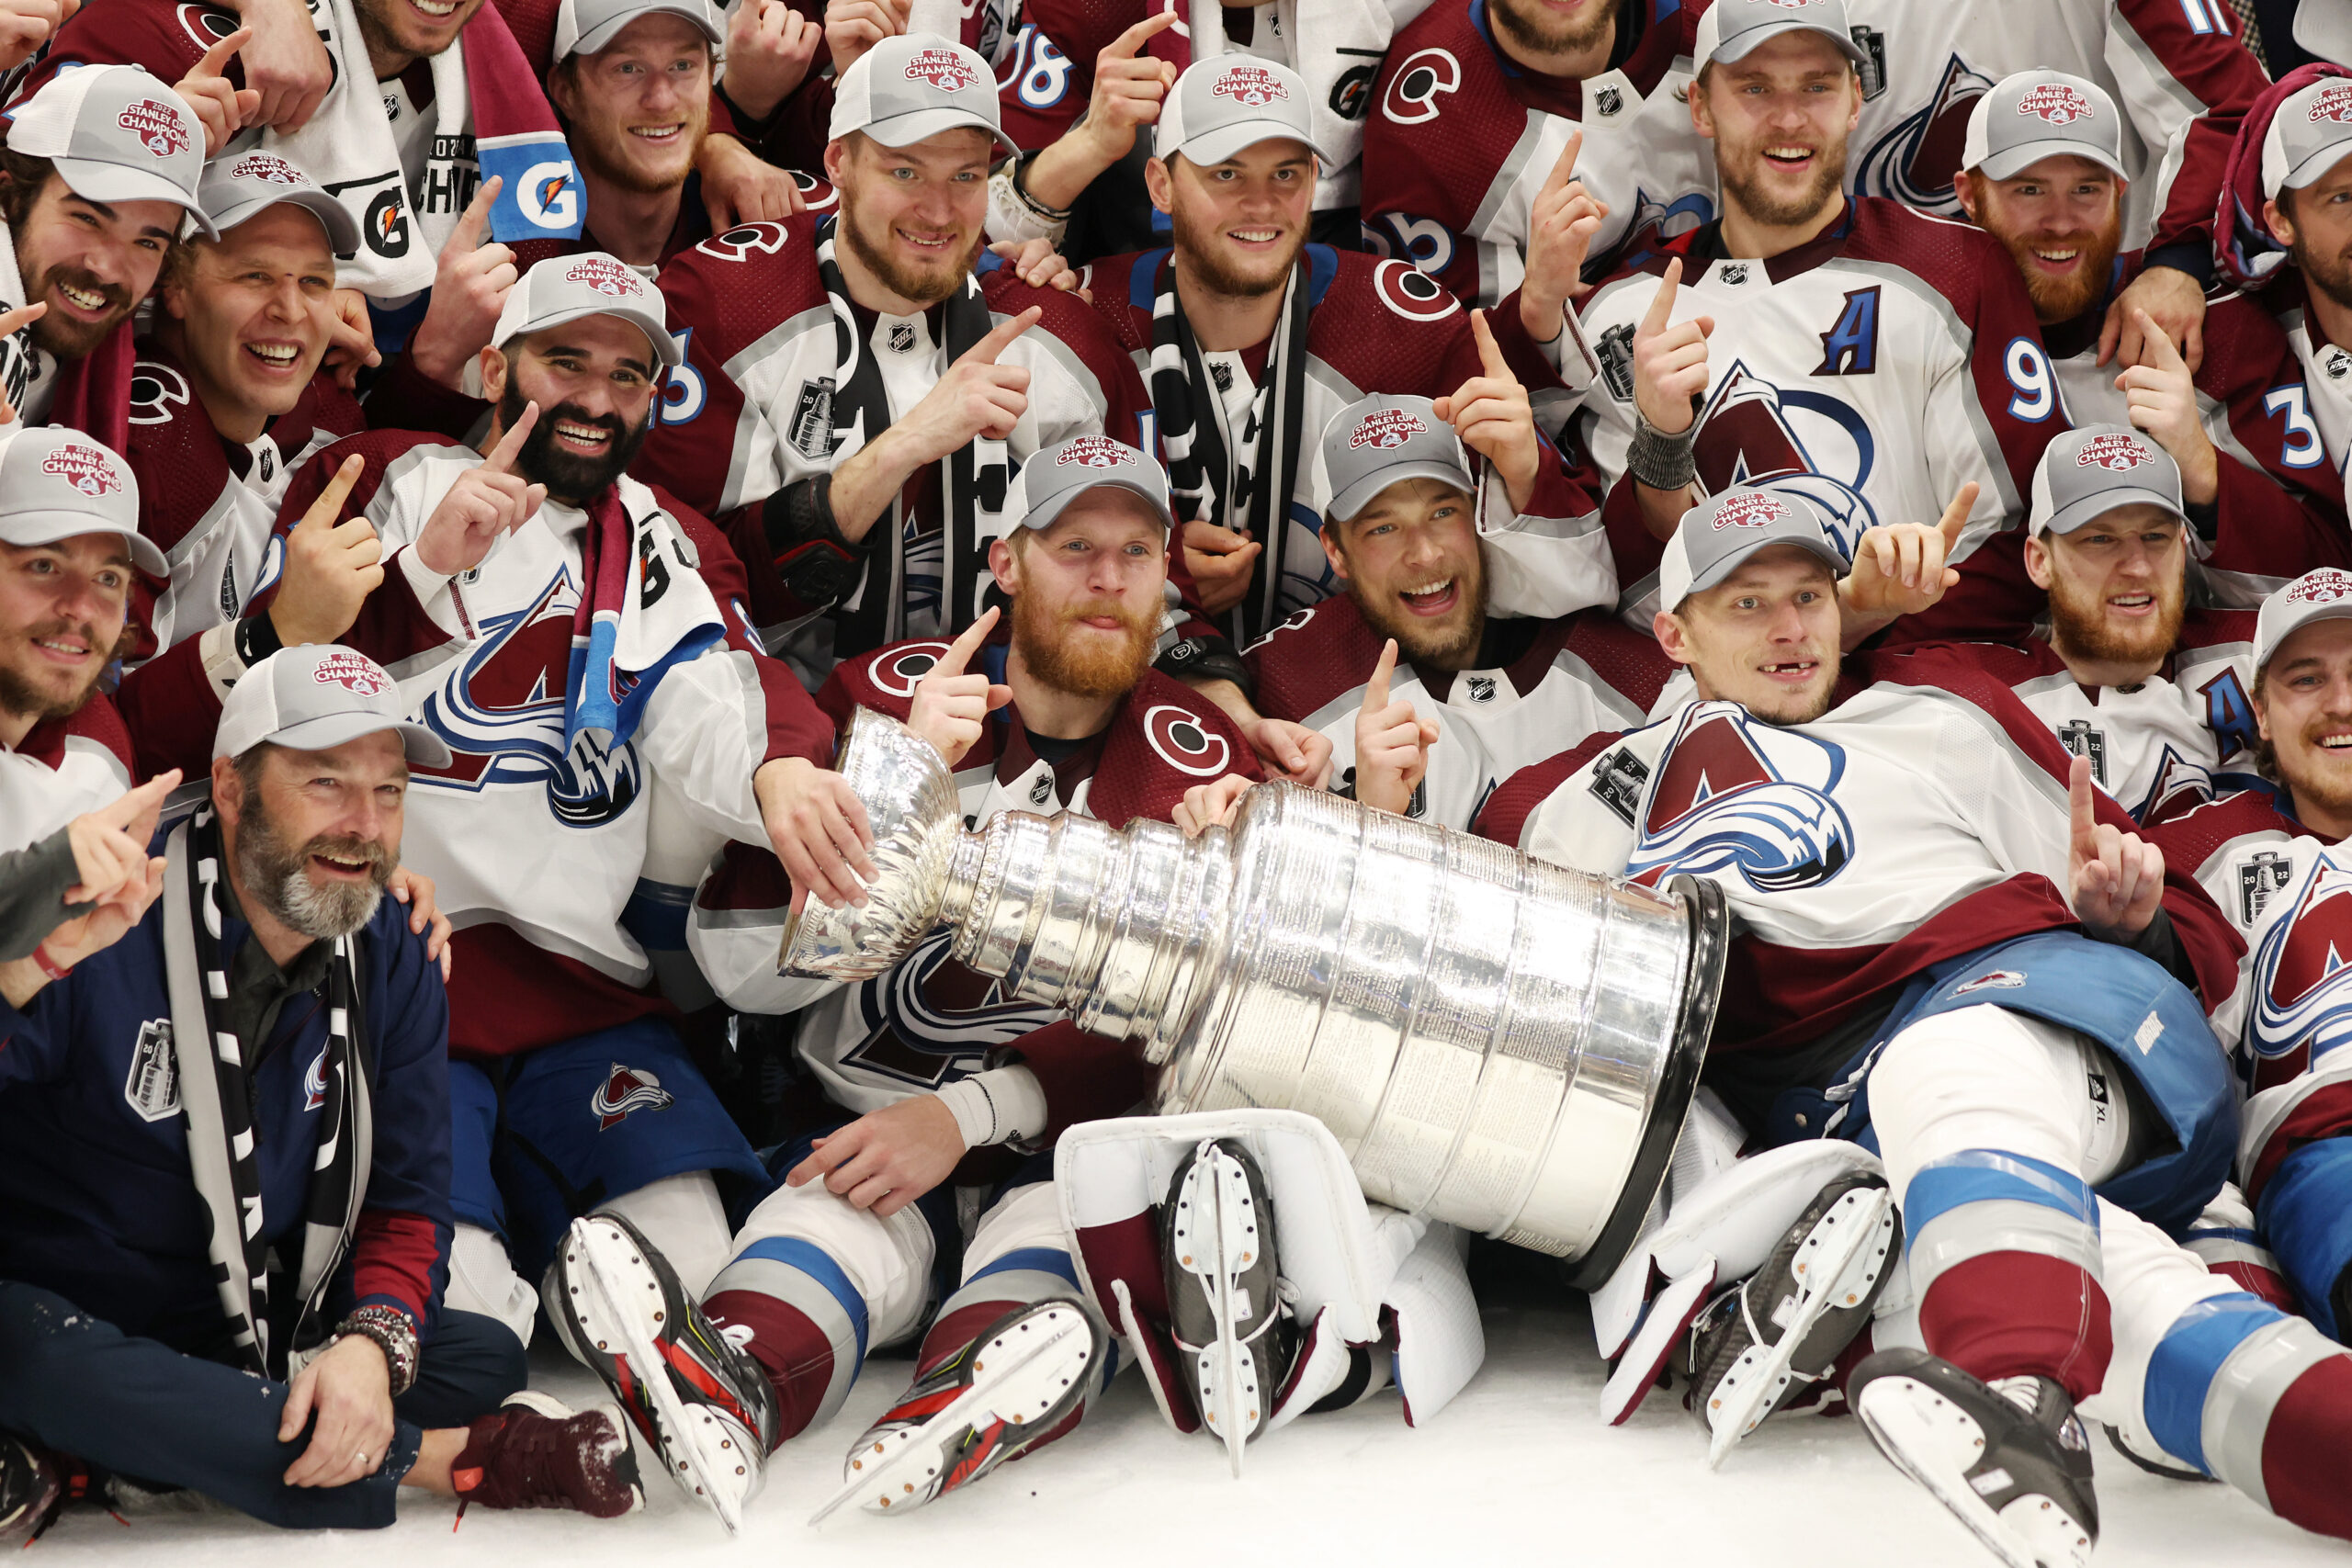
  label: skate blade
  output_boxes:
[567,1218,746,1534]
[1705,1187,1894,1469]
[809,1305,1100,1525]
[1172,1142,1262,1479]
[1854,1375,2090,1568]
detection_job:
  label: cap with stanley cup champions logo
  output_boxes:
[2027,423,2187,538]
[1320,394,1475,525]
[2,65,214,238]
[1962,70,2127,182]
[1692,0,1868,73]
[828,34,1012,154]
[1156,56,1333,166]
[492,252,683,369]
[213,644,451,766]
[1658,487,1848,610]
[1004,434,1173,535]
[0,425,165,577]
[2256,568,2352,669]
[198,152,361,258]
[553,0,723,61]
[2263,76,2352,199]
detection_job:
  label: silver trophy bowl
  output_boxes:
[783,707,1727,1283]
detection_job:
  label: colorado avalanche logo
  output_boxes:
[1212,64,1287,107]
[2075,432,2153,471]
[118,98,192,158]
[2309,83,2352,124]
[2017,85,2094,126]
[1854,53,1996,215]
[868,641,952,698]
[1688,361,1877,555]
[847,927,1054,1088]
[1350,408,1427,450]
[1144,704,1231,777]
[1713,492,1789,530]
[592,1063,674,1130]
[41,443,125,496]
[303,1049,328,1111]
[229,152,306,186]
[1625,703,1855,893]
[2286,569,2352,605]
[904,48,980,92]
[1373,259,1459,323]
[695,222,791,263]
[2247,853,2352,1086]
[312,648,392,695]
[1056,434,1132,468]
[1379,47,1459,126]
[564,256,640,299]
[129,360,192,427]
[1952,968,2026,995]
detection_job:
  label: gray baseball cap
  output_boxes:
[213,644,450,766]
[198,151,360,258]
[0,425,164,577]
[554,0,724,61]
[3,65,213,238]
[828,33,1011,154]
[1006,435,1172,535]
[1962,70,2127,182]
[2027,424,2186,537]
[1155,56,1332,165]
[1692,0,1867,73]
[2257,568,2352,669]
[1321,395,1474,525]
[2264,77,2352,199]
[492,252,682,368]
[1658,487,1846,609]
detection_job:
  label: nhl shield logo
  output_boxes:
[229,152,305,186]
[564,256,639,298]
[2327,345,2352,382]
[2241,850,2295,924]
[1719,263,1749,285]
[1056,434,1132,468]
[2017,84,2094,126]
[1350,408,1427,449]
[904,48,979,92]
[2310,83,2352,124]
[125,1021,180,1122]
[2075,432,2152,471]
[1593,85,1623,117]
[592,1063,675,1130]
[1028,771,1055,806]
[1713,491,1789,530]
[1213,64,1288,107]
[888,321,918,354]
[1465,675,1498,703]
[312,648,393,696]
[41,442,125,497]
[118,97,192,158]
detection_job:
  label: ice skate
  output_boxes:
[1163,1136,1295,1476]
[453,1392,642,1518]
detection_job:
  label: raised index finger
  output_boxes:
[1937,479,1978,550]
[1108,8,1179,56]
[1541,129,1583,196]
[300,453,367,529]
[2068,751,2097,860]
[961,304,1044,366]
[450,175,501,254]
[1366,637,1397,709]
[1469,308,1511,381]
[194,23,251,78]
[1641,257,1681,336]
[483,401,539,474]
[937,604,999,676]
[2133,309,2185,371]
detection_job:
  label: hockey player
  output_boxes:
[1577,0,2066,648]
[652,435,1261,1521]
[1247,379,1668,830]
[0,644,642,1535]
[636,32,1151,683]
[1358,0,1716,310]
[1917,425,2263,825]
[1953,70,2352,605]
[1478,488,2352,1562]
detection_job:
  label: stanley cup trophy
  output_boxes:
[781,708,1730,1287]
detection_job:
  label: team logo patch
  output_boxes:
[2309,83,2352,124]
[2249,853,2352,1076]
[868,641,951,698]
[1588,746,1649,827]
[118,97,192,158]
[1372,258,1458,323]
[904,47,980,92]
[303,1048,329,1111]
[564,256,640,299]
[1593,85,1623,116]
[1952,968,2026,995]
[1211,63,1288,107]
[2075,432,2152,470]
[2016,84,2094,125]
[1626,702,1854,893]
[1380,47,1459,126]
[1143,703,1232,777]
[1713,491,1789,530]
[888,321,918,354]
[228,152,306,186]
[1350,408,1427,450]
[125,1021,180,1122]
[2057,718,2107,784]
[1056,434,1133,468]
[593,1063,675,1130]
[2286,569,2352,605]
[1464,675,1497,703]
[1028,771,1055,806]
[2241,849,2294,925]
[788,377,836,460]
[696,222,791,263]
[41,442,124,496]
[1719,263,1749,286]
[130,360,192,427]
[312,648,392,696]
[2326,345,2352,382]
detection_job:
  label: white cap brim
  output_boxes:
[499,301,681,369]
[852,106,1014,155]
[571,0,724,56]
[1326,459,1475,526]
[0,513,166,577]
[209,187,361,257]
[2031,487,2186,537]
[52,156,214,238]
[1702,19,1868,70]
[1973,139,2129,181]
[1019,477,1173,535]
[223,708,451,768]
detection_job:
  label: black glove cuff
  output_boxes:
[233,612,285,671]
[1157,634,1250,694]
[763,475,873,610]
[1627,403,1699,491]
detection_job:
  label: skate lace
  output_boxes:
[1986,1375,2046,1419]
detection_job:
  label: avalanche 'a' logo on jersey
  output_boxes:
[2247,852,2352,1084]
[415,567,643,829]
[1853,53,1996,215]
[1692,360,1879,555]
[1625,702,1854,893]
[842,927,1057,1089]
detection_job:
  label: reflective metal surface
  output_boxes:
[783,708,1726,1270]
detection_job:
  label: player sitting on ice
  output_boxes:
[0,646,646,1539]
[1909,425,2263,825]
[1473,486,2312,1567]
[549,435,1263,1525]
[1245,326,1671,830]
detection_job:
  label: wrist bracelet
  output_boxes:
[1010,152,1073,222]
[30,943,71,981]
[1627,404,1699,491]
[334,1305,420,1397]
[233,611,285,670]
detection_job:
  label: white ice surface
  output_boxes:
[30,1297,2348,1568]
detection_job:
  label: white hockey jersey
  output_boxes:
[0,704,132,857]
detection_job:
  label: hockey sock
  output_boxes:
[701,1239,870,1447]
[2254,1134,2352,1337]
[919,1247,1111,1449]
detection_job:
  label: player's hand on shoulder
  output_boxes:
[786,1094,962,1215]
[989,238,1081,293]
[1174,772,1251,836]
[1352,638,1438,818]
[2100,265,2204,374]
[1238,714,1331,788]
[388,866,452,981]
[698,134,805,230]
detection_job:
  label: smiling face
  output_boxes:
[482,314,661,504]
[1323,476,1487,671]
[2025,503,2186,672]
[1959,155,2123,325]
[551,15,712,197]
[1149,141,1315,300]
[990,490,1169,701]
[219,734,408,943]
[163,205,337,435]
[0,532,133,741]
[827,128,992,310]
[7,171,178,362]
[2269,153,2352,315]
[1658,543,1842,723]
[1691,32,1860,234]
[352,0,489,70]
[2256,616,2352,828]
